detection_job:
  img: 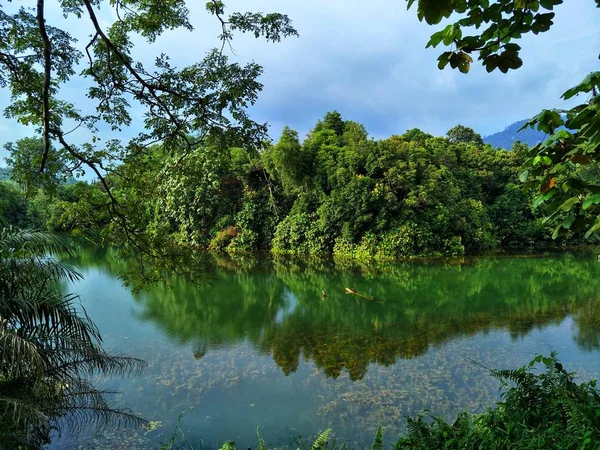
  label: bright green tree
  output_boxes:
[407,0,600,238]
[263,126,311,194]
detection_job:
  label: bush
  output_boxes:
[396,353,600,449]
[209,226,240,251]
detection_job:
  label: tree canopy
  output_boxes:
[2,0,598,247]
[408,0,600,238]
[0,0,297,247]
[8,114,574,264]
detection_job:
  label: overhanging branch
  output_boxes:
[36,0,52,174]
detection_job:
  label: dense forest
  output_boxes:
[2,112,596,259]
[1,0,599,447]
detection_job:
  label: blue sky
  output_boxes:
[0,0,598,163]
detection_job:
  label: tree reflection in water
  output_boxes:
[66,247,600,382]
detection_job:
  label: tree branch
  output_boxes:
[36,0,52,174]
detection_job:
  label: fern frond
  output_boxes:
[311,428,331,450]
[257,426,266,450]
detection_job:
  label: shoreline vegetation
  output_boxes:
[3,115,600,264]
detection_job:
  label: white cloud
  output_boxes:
[0,0,598,161]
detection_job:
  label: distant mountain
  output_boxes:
[484,119,549,150]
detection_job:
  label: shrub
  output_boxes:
[395,353,600,449]
[209,226,240,251]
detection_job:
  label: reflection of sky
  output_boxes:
[274,289,298,325]
[1,0,599,168]
[44,251,600,450]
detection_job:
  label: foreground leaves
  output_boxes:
[396,352,600,449]
[0,228,146,448]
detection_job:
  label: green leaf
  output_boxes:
[417,0,454,25]
[552,222,566,239]
[519,170,529,182]
[539,0,563,10]
[220,441,237,450]
[561,216,575,230]
[585,220,600,238]
[437,52,452,69]
[558,197,579,212]
[562,72,600,100]
[582,193,600,210]
[426,27,449,48]
[533,191,555,209]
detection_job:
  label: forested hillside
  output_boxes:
[484,119,548,149]
[3,112,571,258]
[0,168,11,181]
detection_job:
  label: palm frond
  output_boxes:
[0,228,72,257]
[0,227,147,445]
[0,329,47,378]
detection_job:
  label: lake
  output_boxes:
[49,247,600,449]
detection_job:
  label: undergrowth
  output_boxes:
[160,353,600,450]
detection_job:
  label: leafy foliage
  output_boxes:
[395,353,600,449]
[410,0,566,74]
[0,0,297,252]
[409,0,600,239]
[372,425,383,450]
[0,228,146,448]
[4,137,70,197]
[17,111,594,260]
[520,73,600,240]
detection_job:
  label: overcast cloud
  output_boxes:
[0,0,598,162]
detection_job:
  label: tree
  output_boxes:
[446,125,484,147]
[4,137,69,197]
[263,126,311,194]
[0,228,145,447]
[0,183,27,227]
[402,128,433,143]
[407,0,600,238]
[0,0,297,248]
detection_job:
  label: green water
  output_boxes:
[50,248,600,449]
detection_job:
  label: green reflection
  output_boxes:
[66,248,600,381]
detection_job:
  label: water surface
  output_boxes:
[51,249,600,449]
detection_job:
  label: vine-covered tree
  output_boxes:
[447,125,484,146]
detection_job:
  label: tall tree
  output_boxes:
[264,126,310,194]
[0,0,297,246]
[447,125,484,147]
[407,0,600,238]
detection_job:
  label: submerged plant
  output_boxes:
[0,228,146,448]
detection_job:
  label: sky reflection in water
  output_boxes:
[50,249,600,449]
